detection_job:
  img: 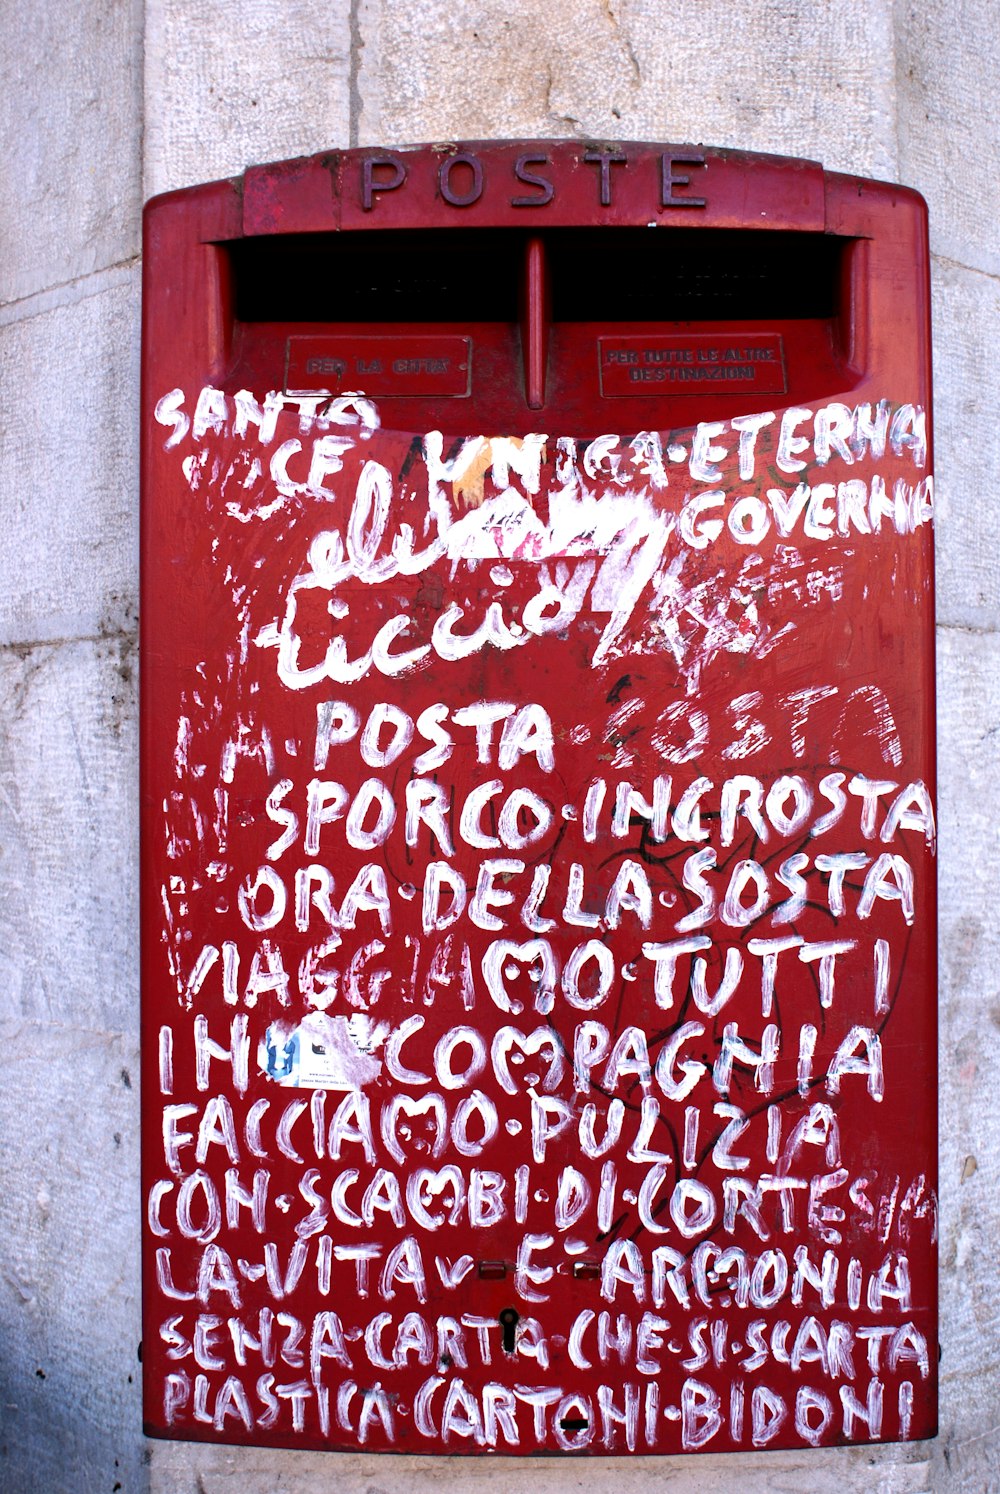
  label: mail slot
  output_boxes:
[141,141,936,1455]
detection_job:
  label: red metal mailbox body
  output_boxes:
[141,141,936,1455]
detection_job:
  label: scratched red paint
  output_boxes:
[141,142,936,1455]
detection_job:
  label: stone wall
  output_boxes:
[1,2,997,1489]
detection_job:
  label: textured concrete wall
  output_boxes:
[1,1,997,1490]
[0,0,144,1489]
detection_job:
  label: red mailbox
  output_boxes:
[141,141,936,1455]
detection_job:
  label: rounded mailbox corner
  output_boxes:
[823,168,931,238]
[143,173,243,235]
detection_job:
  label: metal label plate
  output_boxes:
[285,335,472,398]
[599,334,786,397]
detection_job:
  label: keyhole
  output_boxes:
[499,1307,519,1353]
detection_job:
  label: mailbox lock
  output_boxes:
[498,1307,520,1354]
